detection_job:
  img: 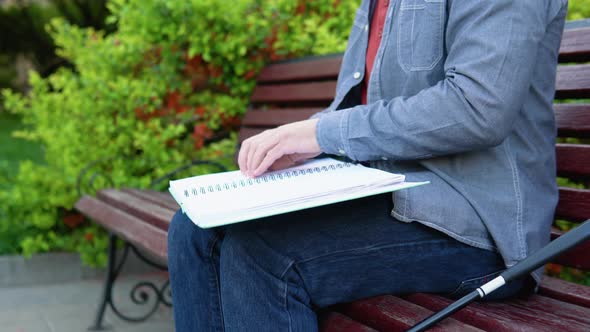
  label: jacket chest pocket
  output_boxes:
[397,0,445,71]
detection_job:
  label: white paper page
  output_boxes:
[169,158,411,227]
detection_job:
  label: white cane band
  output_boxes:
[477,276,507,297]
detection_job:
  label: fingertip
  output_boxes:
[251,167,264,178]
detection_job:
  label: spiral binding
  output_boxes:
[183,162,353,198]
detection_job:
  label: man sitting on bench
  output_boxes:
[167,1,568,331]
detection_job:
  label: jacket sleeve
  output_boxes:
[316,0,561,161]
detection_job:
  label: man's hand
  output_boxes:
[267,152,322,171]
[238,119,321,177]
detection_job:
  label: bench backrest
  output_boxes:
[239,54,342,143]
[239,25,590,272]
[552,24,590,271]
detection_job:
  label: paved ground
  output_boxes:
[0,272,174,332]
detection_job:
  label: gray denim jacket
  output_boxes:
[314,0,567,281]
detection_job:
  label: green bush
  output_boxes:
[5,0,590,269]
[568,0,590,21]
[1,0,358,266]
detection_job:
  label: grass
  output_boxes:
[0,110,45,255]
[0,111,44,177]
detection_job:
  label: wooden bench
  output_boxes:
[76,22,590,331]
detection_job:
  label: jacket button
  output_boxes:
[338,148,346,155]
[353,72,361,79]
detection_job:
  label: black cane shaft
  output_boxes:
[407,219,590,332]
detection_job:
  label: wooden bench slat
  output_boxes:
[559,27,590,63]
[555,64,590,99]
[318,312,377,332]
[539,276,590,308]
[404,293,590,331]
[555,187,590,222]
[241,108,322,127]
[251,81,337,105]
[503,294,590,326]
[257,55,342,83]
[404,293,519,332]
[144,189,181,205]
[556,144,590,179]
[338,295,483,332]
[75,196,168,261]
[97,189,173,231]
[550,227,590,270]
[122,188,179,212]
[554,104,590,138]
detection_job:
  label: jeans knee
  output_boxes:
[168,210,192,248]
[168,209,219,262]
[219,231,312,315]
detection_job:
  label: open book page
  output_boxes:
[169,158,427,228]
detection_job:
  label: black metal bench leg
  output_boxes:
[87,233,171,330]
[88,233,118,331]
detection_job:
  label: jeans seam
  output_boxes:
[283,282,293,332]
[295,239,451,265]
[279,260,295,280]
[208,235,224,331]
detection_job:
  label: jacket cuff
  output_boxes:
[316,109,355,159]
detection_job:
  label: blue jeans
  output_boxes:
[168,194,531,331]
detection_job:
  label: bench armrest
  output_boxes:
[149,157,230,189]
[76,157,116,197]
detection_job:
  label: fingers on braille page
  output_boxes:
[238,140,250,175]
[253,145,283,177]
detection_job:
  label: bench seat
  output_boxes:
[75,187,590,331]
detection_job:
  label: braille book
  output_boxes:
[169,158,427,228]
